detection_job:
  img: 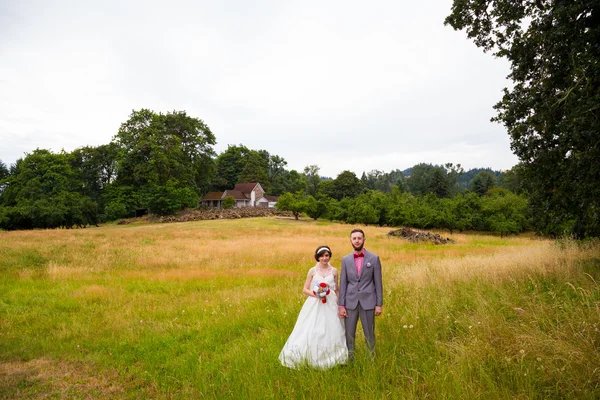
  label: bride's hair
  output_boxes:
[314,245,332,261]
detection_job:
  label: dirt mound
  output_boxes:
[151,208,293,223]
[388,227,455,244]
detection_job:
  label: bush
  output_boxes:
[222,196,236,209]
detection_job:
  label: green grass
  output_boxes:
[1,219,599,399]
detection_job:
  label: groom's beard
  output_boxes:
[352,245,364,252]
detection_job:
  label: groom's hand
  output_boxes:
[338,306,347,318]
[375,306,382,316]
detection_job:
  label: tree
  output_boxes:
[332,170,364,200]
[316,179,336,199]
[283,170,308,194]
[406,163,460,198]
[0,159,9,198]
[237,151,271,193]
[268,155,289,195]
[113,109,216,215]
[276,192,305,220]
[0,149,98,229]
[222,196,236,209]
[212,145,252,191]
[387,188,419,227]
[303,165,321,196]
[499,164,525,194]
[303,195,328,220]
[481,188,529,237]
[458,168,503,190]
[446,1,600,238]
[0,160,8,180]
[70,143,119,205]
[470,171,497,196]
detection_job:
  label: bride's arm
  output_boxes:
[334,267,339,297]
[302,267,316,297]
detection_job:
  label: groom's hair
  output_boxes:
[350,228,365,238]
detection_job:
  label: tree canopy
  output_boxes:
[445,0,600,238]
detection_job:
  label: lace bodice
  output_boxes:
[310,267,337,291]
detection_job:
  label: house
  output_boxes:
[199,183,279,209]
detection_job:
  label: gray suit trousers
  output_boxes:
[345,304,375,356]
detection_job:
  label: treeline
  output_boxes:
[1,108,527,234]
[276,167,528,237]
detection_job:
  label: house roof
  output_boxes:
[264,195,279,202]
[223,190,249,200]
[233,183,261,193]
[201,191,224,200]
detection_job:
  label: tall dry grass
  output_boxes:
[1,218,599,399]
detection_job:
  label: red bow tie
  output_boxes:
[354,253,364,259]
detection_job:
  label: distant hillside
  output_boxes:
[457,168,504,190]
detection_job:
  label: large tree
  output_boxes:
[303,165,321,196]
[446,1,600,237]
[0,150,97,229]
[113,109,216,214]
[0,160,8,196]
[471,171,497,196]
[237,151,271,193]
[70,143,119,204]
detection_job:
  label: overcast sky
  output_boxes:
[0,0,519,178]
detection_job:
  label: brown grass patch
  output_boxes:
[387,241,596,287]
[0,358,124,399]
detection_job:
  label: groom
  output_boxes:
[338,228,383,359]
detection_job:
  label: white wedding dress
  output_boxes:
[279,268,348,369]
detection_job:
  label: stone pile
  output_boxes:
[388,227,455,244]
[150,208,293,223]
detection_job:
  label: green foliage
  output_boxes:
[237,152,271,193]
[275,192,305,219]
[330,170,364,200]
[361,169,405,193]
[0,159,8,181]
[282,170,308,194]
[303,195,328,220]
[222,196,236,209]
[388,189,419,227]
[481,188,529,236]
[457,168,503,191]
[114,109,216,196]
[303,165,320,196]
[499,164,525,194]
[406,163,463,198]
[101,184,139,221]
[70,143,119,204]
[445,1,600,238]
[470,171,497,196]
[212,145,251,191]
[147,181,199,216]
[0,149,100,229]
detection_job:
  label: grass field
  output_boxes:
[1,217,599,399]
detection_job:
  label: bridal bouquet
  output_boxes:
[313,282,331,303]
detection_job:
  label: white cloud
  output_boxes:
[0,0,518,178]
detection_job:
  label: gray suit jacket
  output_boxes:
[339,249,383,310]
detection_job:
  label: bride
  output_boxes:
[279,245,348,369]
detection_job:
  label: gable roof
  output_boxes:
[223,190,249,200]
[201,191,225,200]
[233,183,262,194]
[264,195,279,202]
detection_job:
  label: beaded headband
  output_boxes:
[316,247,331,254]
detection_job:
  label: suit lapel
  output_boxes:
[347,254,357,280]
